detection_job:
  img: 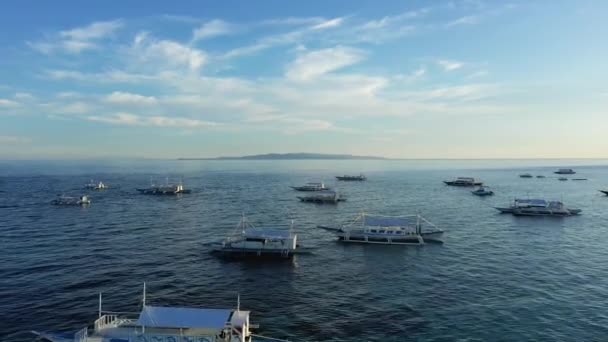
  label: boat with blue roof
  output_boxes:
[32,283,285,342]
[211,216,310,257]
[318,213,443,245]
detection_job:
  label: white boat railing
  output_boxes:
[74,327,88,342]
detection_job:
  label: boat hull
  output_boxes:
[336,176,366,181]
[136,188,191,195]
[443,181,482,186]
[600,190,608,196]
[210,245,312,258]
[321,227,443,245]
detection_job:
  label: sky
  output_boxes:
[0,0,607,159]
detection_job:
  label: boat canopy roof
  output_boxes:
[243,228,292,239]
[515,199,547,206]
[137,306,232,329]
[363,215,414,227]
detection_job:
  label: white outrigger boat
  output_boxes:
[85,180,106,190]
[471,186,494,196]
[290,182,330,191]
[51,195,91,206]
[137,178,191,195]
[554,168,576,174]
[297,190,345,204]
[443,177,483,187]
[495,199,581,216]
[211,216,310,258]
[318,213,444,245]
[336,174,366,181]
[32,284,284,342]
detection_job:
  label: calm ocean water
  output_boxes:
[2,159,608,341]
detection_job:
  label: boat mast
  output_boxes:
[98,292,102,318]
[142,282,146,307]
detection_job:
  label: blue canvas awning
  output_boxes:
[137,306,232,329]
[364,215,414,227]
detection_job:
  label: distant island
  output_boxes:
[178,153,387,160]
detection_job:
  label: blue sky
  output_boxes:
[0,0,607,158]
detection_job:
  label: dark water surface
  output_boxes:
[2,159,608,341]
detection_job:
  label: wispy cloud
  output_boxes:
[0,99,19,106]
[192,19,234,41]
[310,17,345,30]
[437,59,464,71]
[105,91,157,105]
[28,19,123,54]
[285,46,365,81]
[0,135,32,144]
[88,112,219,128]
[445,15,478,27]
[129,32,207,71]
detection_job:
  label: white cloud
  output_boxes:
[311,17,344,30]
[437,59,464,71]
[394,67,426,82]
[192,19,233,41]
[286,46,365,81]
[28,19,123,54]
[60,102,91,114]
[0,99,18,106]
[105,91,157,105]
[446,15,478,27]
[88,112,219,128]
[130,32,207,71]
[0,135,31,144]
[14,92,34,100]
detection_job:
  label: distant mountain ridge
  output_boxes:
[179,153,387,160]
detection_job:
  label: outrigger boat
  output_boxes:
[318,213,443,245]
[443,177,483,187]
[290,182,330,191]
[211,216,310,258]
[495,199,581,216]
[32,283,282,342]
[85,180,106,190]
[51,195,90,206]
[137,178,191,195]
[600,190,608,196]
[519,173,533,178]
[297,190,344,204]
[336,174,366,181]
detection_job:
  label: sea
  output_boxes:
[1,159,608,342]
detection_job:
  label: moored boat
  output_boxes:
[318,213,443,245]
[211,216,309,258]
[443,177,483,186]
[336,174,366,181]
[558,177,568,181]
[536,175,546,178]
[519,173,533,178]
[85,180,106,190]
[600,190,608,196]
[51,195,90,206]
[290,182,330,191]
[495,199,581,216]
[554,168,576,174]
[32,284,276,342]
[137,178,191,195]
[297,190,344,203]
[471,186,494,196]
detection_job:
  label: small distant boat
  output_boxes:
[519,173,533,178]
[443,177,483,187]
[291,182,330,191]
[536,175,546,178]
[298,190,344,203]
[558,177,568,181]
[554,168,576,174]
[600,190,608,196]
[137,178,191,195]
[51,195,90,206]
[85,180,106,190]
[32,283,271,342]
[471,186,494,196]
[336,174,366,181]
[211,216,309,258]
[318,213,443,245]
[572,178,588,181]
[495,199,581,216]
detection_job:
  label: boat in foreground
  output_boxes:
[443,177,483,186]
[290,182,330,191]
[51,195,90,206]
[471,186,494,196]
[336,174,366,181]
[211,216,310,258]
[495,199,581,216]
[137,179,191,195]
[318,213,443,245]
[298,190,344,203]
[554,168,576,174]
[600,190,608,196]
[32,284,281,342]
